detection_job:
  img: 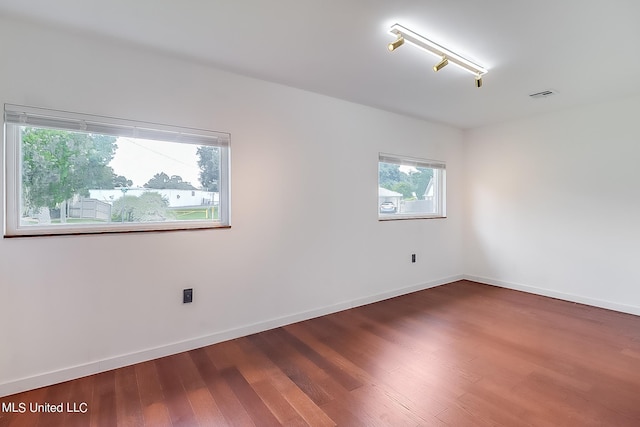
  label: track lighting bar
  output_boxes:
[388,23,488,77]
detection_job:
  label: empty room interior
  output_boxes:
[1,1,639,426]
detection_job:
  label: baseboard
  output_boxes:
[348,274,462,310]
[464,274,640,317]
[0,274,462,398]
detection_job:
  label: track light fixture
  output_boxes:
[388,23,488,87]
[433,57,448,72]
[388,35,404,51]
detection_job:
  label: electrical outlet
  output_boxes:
[411,254,416,263]
[183,288,193,304]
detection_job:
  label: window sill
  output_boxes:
[4,224,231,238]
[378,216,447,221]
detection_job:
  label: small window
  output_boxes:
[378,153,446,220]
[4,104,230,236]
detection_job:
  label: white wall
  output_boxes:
[0,17,464,396]
[464,95,640,315]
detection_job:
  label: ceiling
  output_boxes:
[1,0,640,129]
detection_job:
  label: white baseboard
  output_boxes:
[348,274,462,310]
[0,274,462,398]
[464,274,640,317]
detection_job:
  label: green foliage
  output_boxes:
[111,192,171,222]
[379,162,434,200]
[197,146,219,192]
[409,167,433,199]
[378,163,402,191]
[144,172,196,190]
[21,128,118,209]
[391,182,414,199]
[113,174,133,187]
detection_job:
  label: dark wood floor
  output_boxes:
[2,280,640,426]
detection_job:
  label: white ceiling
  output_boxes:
[1,0,640,129]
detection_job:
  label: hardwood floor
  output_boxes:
[2,280,640,426]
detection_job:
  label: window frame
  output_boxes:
[378,152,446,221]
[4,104,230,237]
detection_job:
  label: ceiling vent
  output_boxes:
[529,90,558,99]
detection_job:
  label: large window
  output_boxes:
[4,104,230,236]
[378,153,446,220]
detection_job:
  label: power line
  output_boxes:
[120,137,195,168]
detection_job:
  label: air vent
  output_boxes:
[529,90,558,99]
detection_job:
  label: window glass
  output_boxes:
[4,105,230,236]
[378,153,445,219]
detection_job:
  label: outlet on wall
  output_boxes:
[411,254,416,263]
[183,288,193,304]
